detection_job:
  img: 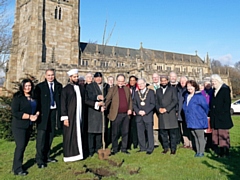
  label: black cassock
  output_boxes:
[61,83,85,162]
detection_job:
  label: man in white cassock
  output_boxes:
[61,69,85,162]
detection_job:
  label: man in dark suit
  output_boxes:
[35,69,62,168]
[85,72,109,157]
[104,74,132,155]
[133,78,155,154]
[156,75,178,155]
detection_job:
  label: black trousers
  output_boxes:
[88,133,102,155]
[136,119,154,152]
[111,113,129,153]
[159,128,178,151]
[12,126,31,173]
[127,116,138,149]
[36,109,56,164]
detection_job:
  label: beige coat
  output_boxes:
[105,86,132,121]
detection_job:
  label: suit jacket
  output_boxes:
[35,79,62,130]
[133,89,155,123]
[85,82,109,133]
[11,94,36,129]
[105,86,132,121]
[156,85,178,129]
[148,84,160,129]
[210,84,233,129]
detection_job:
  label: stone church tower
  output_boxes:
[5,0,80,91]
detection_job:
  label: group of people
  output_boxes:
[11,69,234,176]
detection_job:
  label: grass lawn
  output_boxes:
[0,117,239,180]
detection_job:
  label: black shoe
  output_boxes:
[14,171,28,176]
[146,151,152,155]
[38,163,47,168]
[47,158,58,163]
[161,149,169,154]
[136,150,144,153]
[154,145,159,148]
[170,150,176,155]
[111,151,117,156]
[122,151,130,154]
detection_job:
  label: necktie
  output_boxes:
[50,83,54,106]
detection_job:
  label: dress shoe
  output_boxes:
[122,150,130,154]
[14,171,28,176]
[47,158,58,163]
[146,151,152,155]
[154,145,159,148]
[170,150,176,155]
[161,149,169,154]
[111,151,118,156]
[136,150,145,153]
[38,164,47,168]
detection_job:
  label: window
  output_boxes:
[54,6,62,20]
[175,67,180,73]
[166,67,171,71]
[157,66,162,71]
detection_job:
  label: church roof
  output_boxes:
[80,42,204,64]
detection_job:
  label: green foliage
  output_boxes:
[0,96,13,141]
[0,117,239,179]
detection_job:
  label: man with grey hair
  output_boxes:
[107,76,115,88]
[35,69,62,168]
[210,74,233,157]
[169,72,178,87]
[85,73,93,87]
[148,73,161,148]
[177,76,192,148]
[133,78,155,154]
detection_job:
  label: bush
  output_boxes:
[0,96,13,141]
[0,96,37,141]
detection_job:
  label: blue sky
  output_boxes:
[6,0,240,65]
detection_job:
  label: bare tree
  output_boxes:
[0,0,12,78]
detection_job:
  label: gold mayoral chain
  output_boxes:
[138,88,149,106]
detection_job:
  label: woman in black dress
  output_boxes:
[11,79,39,176]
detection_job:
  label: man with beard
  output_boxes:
[85,72,109,157]
[156,75,178,155]
[61,69,85,162]
[35,69,62,168]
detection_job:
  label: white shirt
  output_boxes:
[48,81,56,109]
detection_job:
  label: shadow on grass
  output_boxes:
[50,142,63,159]
[23,158,36,170]
[203,146,240,180]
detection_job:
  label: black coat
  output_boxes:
[85,82,109,133]
[210,84,233,129]
[133,89,155,122]
[35,79,62,130]
[156,85,178,129]
[11,94,37,129]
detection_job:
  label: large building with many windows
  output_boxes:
[4,0,229,92]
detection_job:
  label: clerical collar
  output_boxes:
[118,86,124,88]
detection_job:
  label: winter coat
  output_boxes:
[183,92,208,129]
